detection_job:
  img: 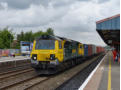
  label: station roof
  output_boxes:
[96,14,120,30]
[96,14,120,47]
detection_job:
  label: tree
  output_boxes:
[0,27,55,49]
[0,27,14,49]
[17,31,24,42]
[33,30,43,39]
[24,31,34,42]
[0,38,4,49]
[46,28,54,35]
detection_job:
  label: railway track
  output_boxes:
[5,76,50,90]
[0,54,104,90]
[0,64,31,75]
[0,59,51,90]
[0,70,50,90]
[0,63,31,74]
[1,76,49,90]
[0,68,34,81]
[0,68,37,89]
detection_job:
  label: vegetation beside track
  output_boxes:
[0,27,54,49]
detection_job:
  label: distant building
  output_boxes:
[11,40,18,48]
[20,41,33,56]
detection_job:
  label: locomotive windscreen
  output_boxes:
[35,40,55,49]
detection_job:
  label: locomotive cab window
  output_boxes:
[35,40,55,49]
[59,41,62,49]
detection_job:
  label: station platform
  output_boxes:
[81,51,120,90]
[0,56,31,73]
[0,56,30,63]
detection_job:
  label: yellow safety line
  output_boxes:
[107,54,111,90]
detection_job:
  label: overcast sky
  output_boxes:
[0,0,120,46]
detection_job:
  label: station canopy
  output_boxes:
[96,14,120,49]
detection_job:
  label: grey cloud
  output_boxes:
[0,2,7,9]
[0,0,72,9]
[0,0,50,9]
[0,4,4,9]
[0,0,92,9]
[0,0,119,46]
[97,0,110,3]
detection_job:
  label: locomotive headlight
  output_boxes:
[50,54,55,60]
[34,57,36,60]
[32,54,37,60]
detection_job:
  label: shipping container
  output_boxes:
[88,45,93,56]
[96,46,102,54]
[83,44,88,57]
[94,45,97,54]
[96,46,99,54]
[91,45,96,55]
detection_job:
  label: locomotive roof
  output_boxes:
[57,36,72,42]
[36,35,61,41]
[36,35,80,44]
[57,36,80,43]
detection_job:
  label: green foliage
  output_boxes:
[0,27,54,49]
[0,27,14,49]
[33,30,43,40]
[46,28,54,35]
[0,38,4,49]
[17,28,54,42]
[17,31,34,42]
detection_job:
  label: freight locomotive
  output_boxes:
[30,35,104,74]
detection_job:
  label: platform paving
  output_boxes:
[84,51,120,90]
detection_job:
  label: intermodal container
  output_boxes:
[83,44,88,57]
[88,45,92,56]
[96,46,101,54]
[90,45,96,55]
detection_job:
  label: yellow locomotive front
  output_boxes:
[31,35,64,73]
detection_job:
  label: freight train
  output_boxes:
[30,35,104,74]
